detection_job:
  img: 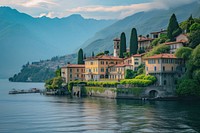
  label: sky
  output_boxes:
[0,0,197,19]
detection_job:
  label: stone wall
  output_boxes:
[72,85,177,99]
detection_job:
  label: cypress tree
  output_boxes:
[84,53,86,59]
[130,28,138,55]
[78,48,84,64]
[167,14,182,41]
[92,51,94,57]
[119,32,126,58]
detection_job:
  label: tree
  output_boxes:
[189,23,200,32]
[125,69,137,79]
[55,68,61,77]
[119,32,126,58]
[167,14,182,41]
[187,15,195,33]
[191,44,200,67]
[130,28,138,55]
[92,51,94,57]
[189,30,200,48]
[104,51,109,55]
[78,48,84,64]
[84,54,86,59]
[145,44,170,57]
[96,52,104,56]
[175,47,192,60]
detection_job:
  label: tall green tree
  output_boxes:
[92,51,94,57]
[187,15,195,33]
[130,28,138,55]
[78,48,84,64]
[119,32,126,58]
[167,14,182,41]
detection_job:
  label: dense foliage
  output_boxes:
[175,16,200,97]
[120,74,157,87]
[119,32,126,58]
[9,64,55,82]
[130,28,138,55]
[45,76,63,89]
[145,44,170,57]
[125,69,137,79]
[78,48,84,64]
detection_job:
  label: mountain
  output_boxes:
[81,2,200,55]
[0,7,115,78]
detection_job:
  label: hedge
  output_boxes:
[120,79,152,87]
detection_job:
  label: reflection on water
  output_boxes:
[0,79,199,133]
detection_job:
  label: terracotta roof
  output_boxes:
[113,38,120,41]
[144,54,178,59]
[62,64,85,68]
[138,37,153,42]
[85,55,123,61]
[164,41,183,45]
[110,63,132,67]
[132,54,145,57]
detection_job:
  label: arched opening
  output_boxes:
[149,90,158,98]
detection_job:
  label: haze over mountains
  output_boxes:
[0,7,114,78]
[81,2,200,55]
[1,1,200,79]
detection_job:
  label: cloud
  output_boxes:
[67,0,197,19]
[21,0,57,8]
[0,0,198,19]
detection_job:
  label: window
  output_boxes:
[134,58,139,61]
[164,80,167,85]
[70,74,72,78]
[134,62,139,65]
[70,69,72,73]
[101,68,104,72]
[106,61,108,65]
[90,62,93,65]
[77,69,79,72]
[163,66,165,71]
[154,66,156,71]
[171,67,173,71]
[101,61,104,65]
[146,67,148,71]
[77,74,79,78]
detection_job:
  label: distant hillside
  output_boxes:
[0,7,114,78]
[81,2,200,55]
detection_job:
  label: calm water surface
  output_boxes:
[0,79,200,133]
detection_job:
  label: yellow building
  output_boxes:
[131,54,145,71]
[84,55,123,81]
[144,54,185,86]
[61,64,85,83]
[109,63,133,80]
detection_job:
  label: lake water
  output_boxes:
[0,79,200,133]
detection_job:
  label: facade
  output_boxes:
[138,36,153,51]
[144,54,185,88]
[113,38,120,57]
[176,34,188,42]
[150,30,167,39]
[109,64,133,80]
[164,41,184,54]
[84,55,123,81]
[61,64,85,83]
[131,54,144,71]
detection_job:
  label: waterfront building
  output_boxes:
[131,54,145,71]
[84,55,123,81]
[144,53,185,88]
[61,64,85,83]
[109,63,133,80]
